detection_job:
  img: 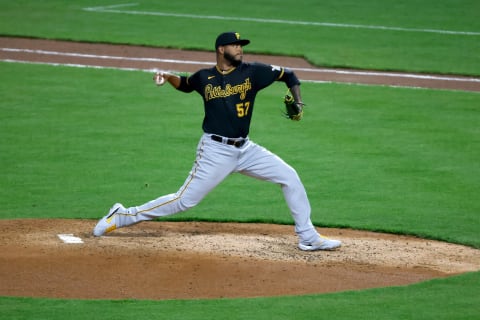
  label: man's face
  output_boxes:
[222,44,243,67]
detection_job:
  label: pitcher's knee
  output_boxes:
[177,194,202,211]
[282,166,302,185]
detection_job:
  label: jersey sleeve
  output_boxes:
[252,62,300,90]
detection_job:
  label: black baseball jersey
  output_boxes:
[177,62,300,138]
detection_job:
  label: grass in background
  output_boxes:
[0,0,479,75]
[1,62,479,249]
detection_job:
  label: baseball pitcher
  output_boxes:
[93,32,341,251]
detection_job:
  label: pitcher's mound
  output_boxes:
[1,219,479,300]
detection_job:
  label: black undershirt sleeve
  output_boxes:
[176,75,195,93]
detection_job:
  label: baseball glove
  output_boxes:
[284,94,304,121]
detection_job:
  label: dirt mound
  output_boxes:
[1,219,479,300]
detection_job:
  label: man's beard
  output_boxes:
[224,51,242,67]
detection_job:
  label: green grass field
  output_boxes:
[1,0,479,319]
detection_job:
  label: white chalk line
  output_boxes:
[4,58,479,93]
[82,3,480,36]
[1,58,147,72]
[1,47,212,66]
[57,234,84,244]
[2,47,479,84]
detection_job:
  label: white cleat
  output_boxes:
[93,203,125,237]
[298,235,342,251]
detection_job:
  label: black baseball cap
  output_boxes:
[215,32,250,49]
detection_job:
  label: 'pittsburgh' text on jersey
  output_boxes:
[205,78,252,101]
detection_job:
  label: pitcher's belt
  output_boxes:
[211,135,247,148]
